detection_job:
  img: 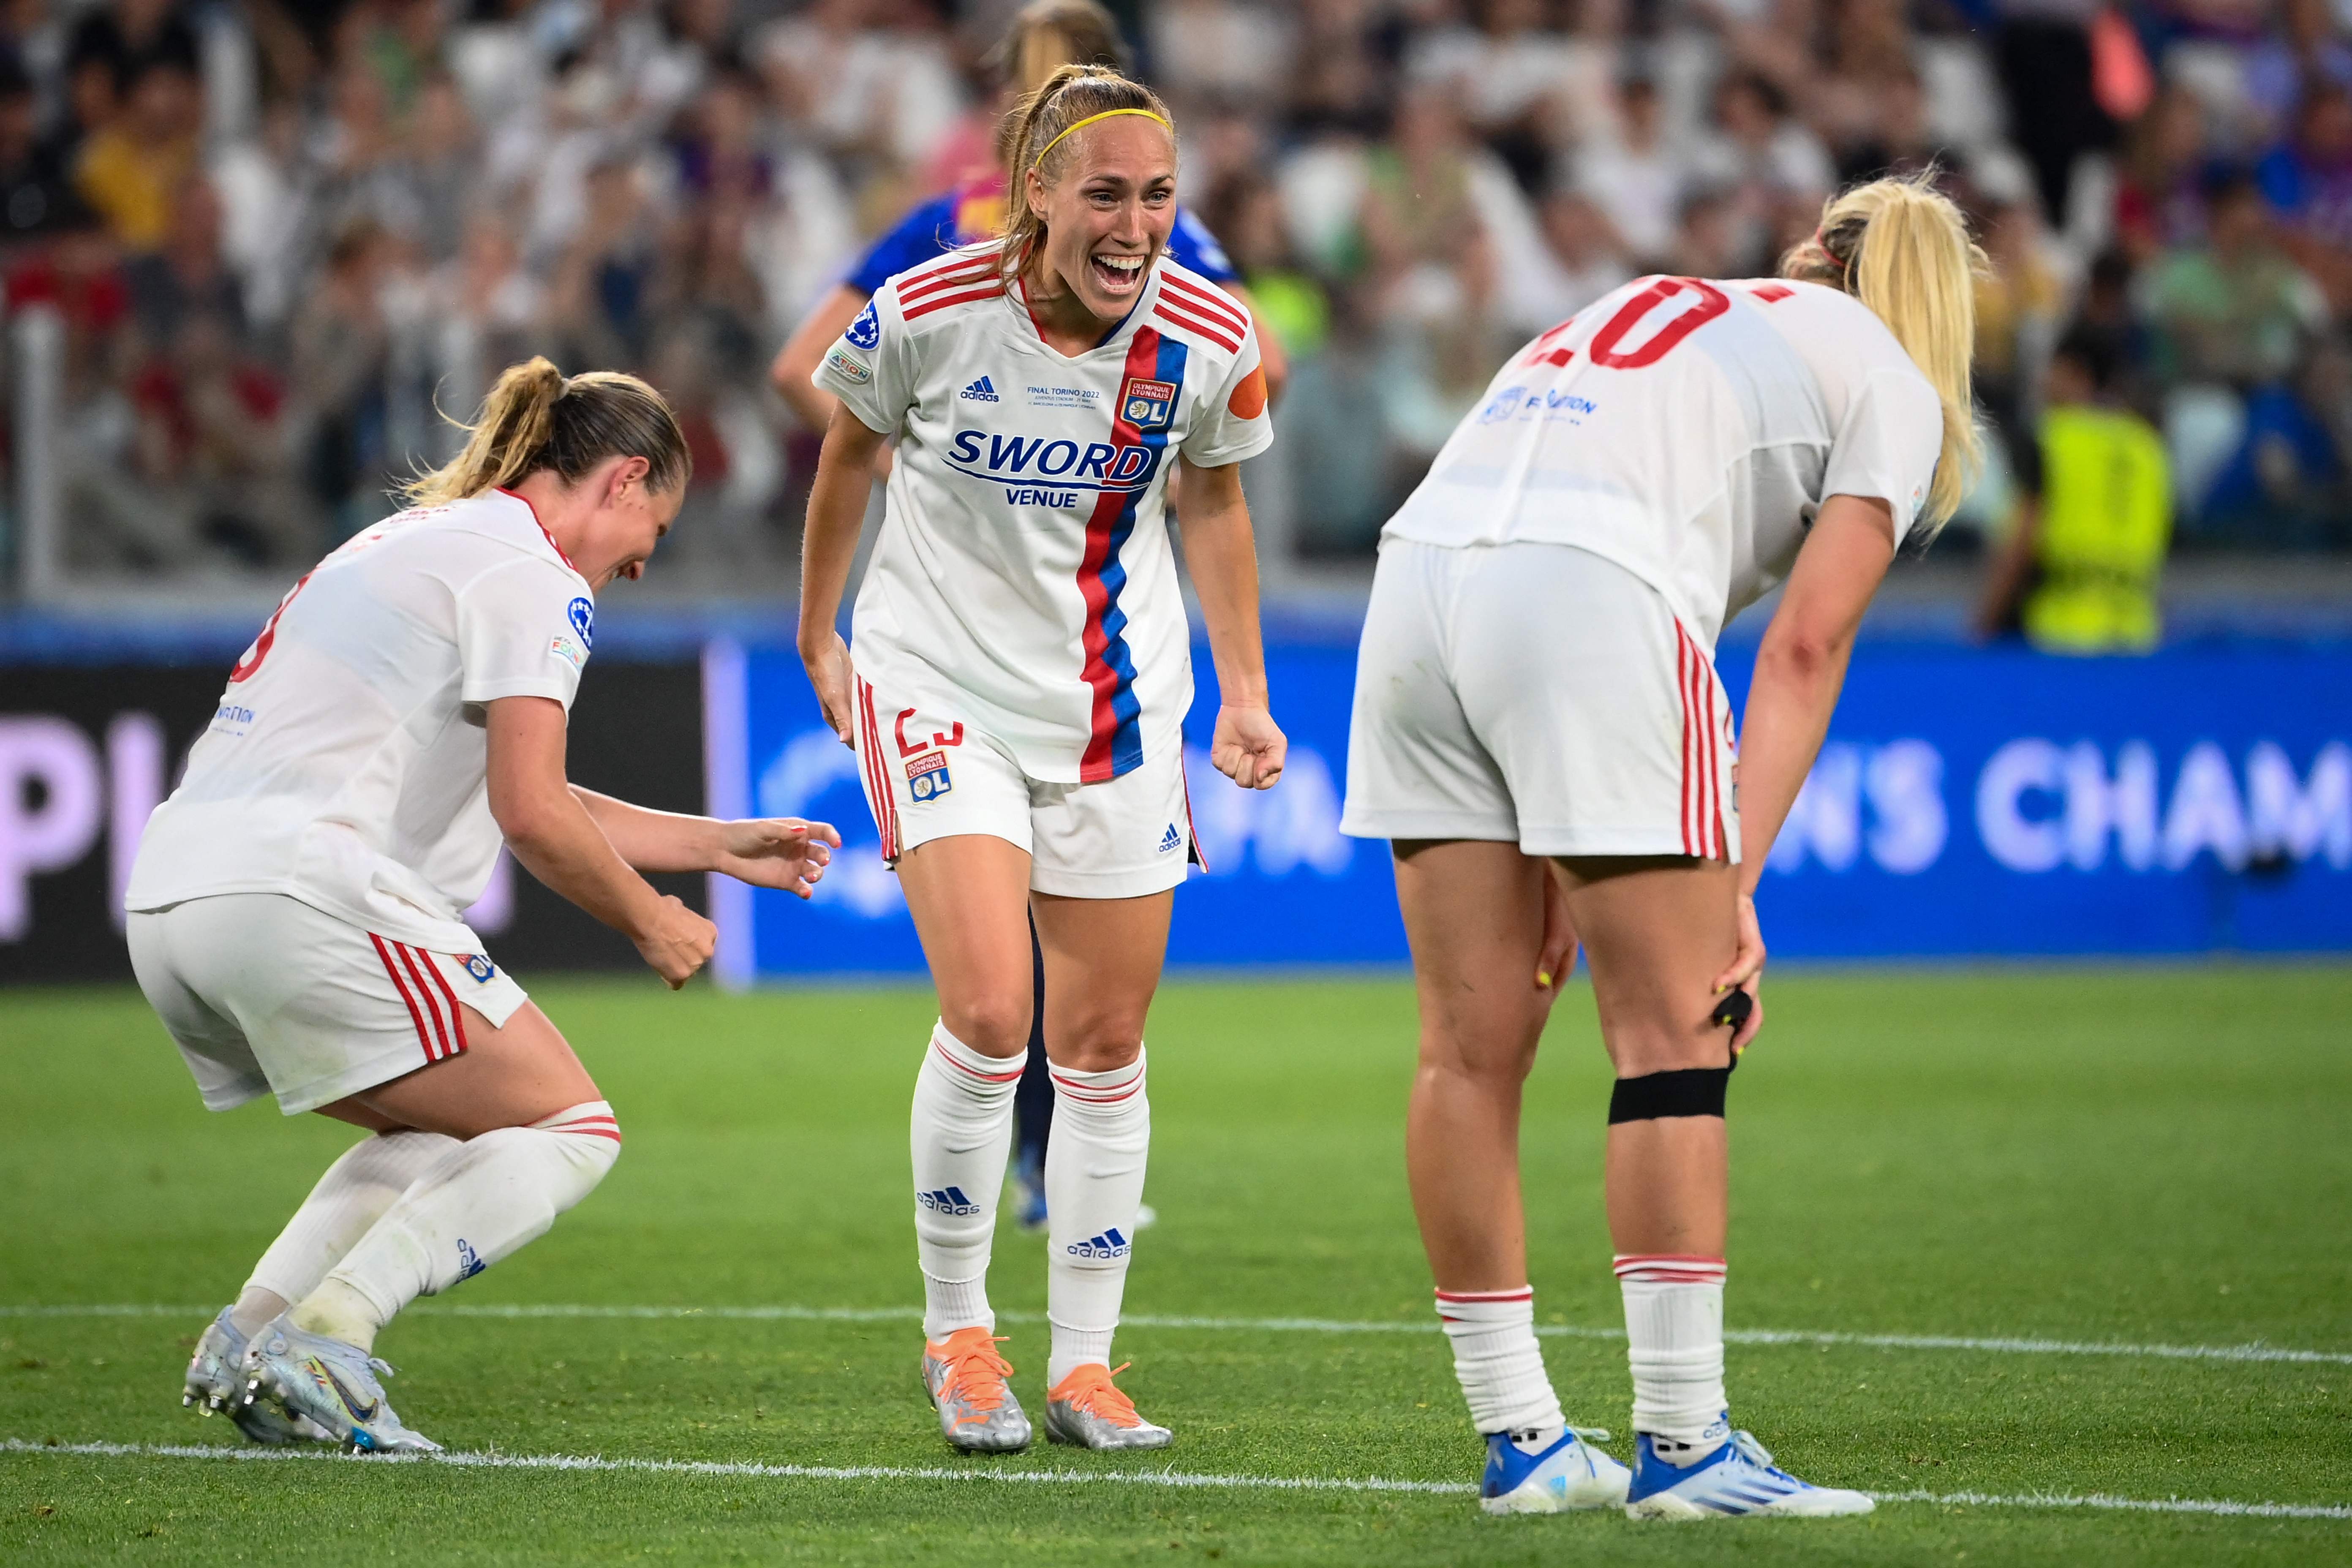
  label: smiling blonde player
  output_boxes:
[128,360,838,1452]
[800,65,1281,1453]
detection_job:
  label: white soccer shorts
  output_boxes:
[128,892,530,1115]
[850,675,1203,898]
[1340,538,1741,862]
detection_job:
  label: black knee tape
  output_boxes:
[1608,1066,1731,1124]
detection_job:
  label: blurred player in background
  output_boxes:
[1342,175,1981,1519]
[128,360,837,1453]
[800,65,1281,1454]
[774,0,1284,1234]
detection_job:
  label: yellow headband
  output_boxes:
[1033,107,1170,168]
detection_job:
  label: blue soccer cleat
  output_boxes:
[1479,1425,1631,1514]
[1624,1426,1874,1519]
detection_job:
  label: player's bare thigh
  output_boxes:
[896,832,1037,1059]
[1551,855,1740,1077]
[1030,888,1173,1074]
[315,1002,599,1139]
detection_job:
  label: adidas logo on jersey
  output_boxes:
[1066,1227,1130,1260]
[960,376,1000,402]
[917,1186,982,1217]
[1158,823,1181,853]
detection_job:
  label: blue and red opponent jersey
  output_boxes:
[813,241,1272,785]
[843,171,1240,297]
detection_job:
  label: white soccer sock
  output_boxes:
[1045,1051,1148,1387]
[1436,1287,1568,1436]
[1616,1254,1731,1457]
[232,1130,458,1334]
[290,1103,622,1350]
[910,1022,1024,1339]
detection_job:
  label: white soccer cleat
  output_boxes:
[921,1327,1032,1452]
[1044,1362,1172,1450]
[1625,1427,1875,1519]
[182,1309,332,1446]
[1478,1424,1631,1514]
[242,1315,441,1455]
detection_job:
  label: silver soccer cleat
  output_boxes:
[182,1309,332,1446]
[1044,1363,1172,1451]
[242,1315,441,1455]
[922,1327,1032,1452]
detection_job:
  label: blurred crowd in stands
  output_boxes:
[6,0,2352,589]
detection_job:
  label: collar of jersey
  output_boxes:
[1010,262,1157,360]
[493,485,580,573]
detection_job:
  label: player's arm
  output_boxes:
[484,695,715,987]
[1218,282,1288,406]
[1176,454,1286,790]
[1713,494,1896,1021]
[800,403,893,748]
[567,787,837,898]
[769,284,866,434]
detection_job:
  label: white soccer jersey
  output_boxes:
[125,489,596,951]
[1380,276,1944,645]
[814,241,1272,784]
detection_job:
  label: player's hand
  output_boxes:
[634,895,717,989]
[1211,702,1285,790]
[1535,860,1578,993]
[714,816,841,899]
[1710,891,1766,1054]
[802,631,856,748]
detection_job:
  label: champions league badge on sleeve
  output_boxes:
[846,299,882,350]
[905,749,953,802]
[462,955,497,983]
[566,596,596,650]
[1119,376,1177,433]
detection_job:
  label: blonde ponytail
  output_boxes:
[1780,173,1985,534]
[998,63,1174,282]
[403,357,691,508]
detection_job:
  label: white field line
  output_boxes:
[6,1302,2350,1367]
[5,1440,2348,1522]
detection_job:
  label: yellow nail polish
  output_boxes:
[1535,971,1552,988]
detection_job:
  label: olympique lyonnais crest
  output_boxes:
[906,749,953,801]
[1119,376,1177,432]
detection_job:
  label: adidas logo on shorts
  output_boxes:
[960,376,1000,403]
[1158,823,1181,853]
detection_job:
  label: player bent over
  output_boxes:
[1341,174,1981,1518]
[800,66,1281,1453]
[126,360,837,1452]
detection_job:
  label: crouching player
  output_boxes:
[1341,174,1981,1517]
[126,359,838,1452]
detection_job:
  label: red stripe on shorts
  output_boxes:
[369,933,437,1064]
[393,943,455,1061]
[417,948,469,1055]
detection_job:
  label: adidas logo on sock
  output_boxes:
[917,1186,982,1217]
[960,376,1000,402]
[1065,1227,1131,1259]
[1157,822,1181,853]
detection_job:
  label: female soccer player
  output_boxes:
[1341,174,1980,1518]
[800,64,1281,1453]
[128,359,838,1453]
[773,4,1282,1235]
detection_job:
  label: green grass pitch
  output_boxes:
[3,966,2348,1565]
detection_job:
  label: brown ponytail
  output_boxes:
[997,63,1175,282]
[403,357,692,508]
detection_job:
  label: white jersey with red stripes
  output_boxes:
[1380,276,1943,648]
[814,241,1272,785]
[124,489,595,952]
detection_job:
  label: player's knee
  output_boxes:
[531,1102,622,1206]
[1044,1008,1144,1075]
[942,990,1033,1059]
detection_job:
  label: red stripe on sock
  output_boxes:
[934,1043,1026,1083]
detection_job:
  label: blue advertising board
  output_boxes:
[701,635,2352,979]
